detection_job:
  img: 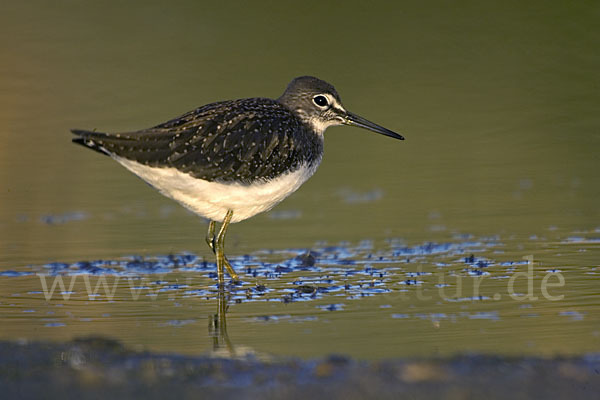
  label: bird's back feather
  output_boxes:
[71,98,323,184]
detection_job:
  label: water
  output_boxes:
[1,1,599,360]
[2,236,599,359]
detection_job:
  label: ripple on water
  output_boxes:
[0,234,592,314]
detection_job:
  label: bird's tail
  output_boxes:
[71,129,112,156]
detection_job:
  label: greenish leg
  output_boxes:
[206,221,216,251]
[206,218,239,283]
[212,210,239,285]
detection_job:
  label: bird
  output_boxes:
[72,76,404,286]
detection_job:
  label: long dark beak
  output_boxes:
[343,111,404,140]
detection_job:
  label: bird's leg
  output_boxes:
[215,210,239,284]
[205,221,216,251]
[206,218,239,284]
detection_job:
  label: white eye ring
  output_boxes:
[312,94,330,108]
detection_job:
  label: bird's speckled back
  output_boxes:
[73,97,324,184]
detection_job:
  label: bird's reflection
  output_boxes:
[208,288,235,356]
[207,286,269,359]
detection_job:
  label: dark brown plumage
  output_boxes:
[72,98,323,184]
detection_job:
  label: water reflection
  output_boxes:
[209,288,234,356]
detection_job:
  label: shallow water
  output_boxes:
[1,233,598,359]
[1,1,599,359]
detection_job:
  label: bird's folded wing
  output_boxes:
[72,99,319,184]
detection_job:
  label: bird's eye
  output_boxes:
[313,95,329,108]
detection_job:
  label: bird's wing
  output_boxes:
[72,99,318,183]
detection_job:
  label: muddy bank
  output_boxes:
[1,337,597,399]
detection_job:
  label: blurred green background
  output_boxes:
[0,1,598,358]
[2,0,598,266]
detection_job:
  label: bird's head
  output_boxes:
[277,76,404,140]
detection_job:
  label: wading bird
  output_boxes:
[72,76,404,285]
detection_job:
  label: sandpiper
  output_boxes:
[72,76,404,285]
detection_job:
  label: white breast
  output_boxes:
[115,157,321,223]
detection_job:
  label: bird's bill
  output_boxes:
[343,111,404,140]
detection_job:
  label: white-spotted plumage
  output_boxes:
[116,156,321,223]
